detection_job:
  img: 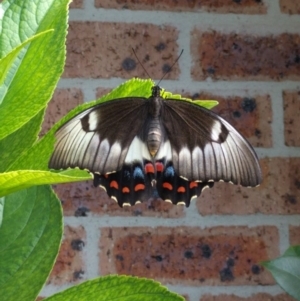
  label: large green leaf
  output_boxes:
[0,109,45,172]
[262,245,300,301]
[0,185,63,301]
[0,29,53,103]
[0,169,90,197]
[0,0,69,140]
[44,275,184,301]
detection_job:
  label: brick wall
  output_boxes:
[42,1,300,300]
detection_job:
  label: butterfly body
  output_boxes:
[49,84,262,207]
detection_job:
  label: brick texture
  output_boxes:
[284,90,300,146]
[100,226,278,286]
[191,31,300,81]
[289,226,300,245]
[200,293,295,301]
[53,181,185,218]
[48,226,86,285]
[63,22,179,79]
[280,0,300,14]
[197,158,300,215]
[95,0,266,14]
[41,88,83,135]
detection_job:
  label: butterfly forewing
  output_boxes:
[50,97,148,173]
[162,98,262,187]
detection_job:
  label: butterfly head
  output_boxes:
[151,85,162,98]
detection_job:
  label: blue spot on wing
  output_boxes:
[165,166,175,177]
[133,166,144,179]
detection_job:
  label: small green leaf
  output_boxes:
[0,185,63,301]
[0,169,91,197]
[262,246,300,301]
[44,275,184,301]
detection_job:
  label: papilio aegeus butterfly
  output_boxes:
[49,84,262,207]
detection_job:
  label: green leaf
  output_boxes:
[262,246,300,301]
[0,0,69,140]
[44,275,184,301]
[0,185,63,301]
[0,109,45,172]
[0,29,53,101]
[0,169,91,198]
[0,197,4,226]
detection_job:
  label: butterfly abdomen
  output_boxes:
[146,96,164,157]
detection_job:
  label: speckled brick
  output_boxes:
[191,30,300,81]
[41,88,83,136]
[99,226,278,286]
[200,293,295,301]
[96,87,112,99]
[289,226,300,245]
[284,90,300,146]
[53,181,185,218]
[70,0,83,9]
[95,0,266,14]
[63,22,179,79]
[280,0,300,14]
[48,226,86,285]
[197,158,300,215]
[179,90,272,148]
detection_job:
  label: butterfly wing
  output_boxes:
[49,97,155,206]
[161,98,262,187]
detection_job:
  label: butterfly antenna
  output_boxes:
[157,49,183,86]
[132,48,152,79]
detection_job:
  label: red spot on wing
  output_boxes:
[163,182,173,191]
[177,186,186,193]
[189,181,198,189]
[122,187,130,193]
[110,180,119,189]
[134,184,145,192]
[145,163,155,174]
[155,162,164,172]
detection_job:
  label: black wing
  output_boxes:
[161,99,262,187]
[49,97,159,207]
[49,97,149,174]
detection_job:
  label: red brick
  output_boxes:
[70,0,83,9]
[284,90,300,146]
[53,181,185,218]
[197,158,300,215]
[289,226,300,245]
[95,0,266,14]
[96,88,112,99]
[48,226,86,285]
[180,91,272,148]
[200,293,295,301]
[41,88,83,135]
[99,226,278,286]
[280,0,300,14]
[63,22,179,79]
[191,31,300,81]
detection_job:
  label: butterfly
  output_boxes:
[49,84,262,207]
